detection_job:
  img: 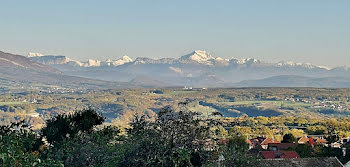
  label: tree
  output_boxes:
[0,121,62,166]
[119,106,217,166]
[45,126,121,167]
[119,104,255,167]
[282,133,297,143]
[40,108,121,167]
[218,136,257,167]
[295,144,313,158]
[41,108,104,145]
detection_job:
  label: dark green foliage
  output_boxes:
[118,107,216,166]
[326,135,340,144]
[119,106,254,167]
[0,121,62,166]
[39,108,115,167]
[41,114,73,145]
[312,146,350,164]
[294,144,313,158]
[45,126,121,167]
[71,108,105,132]
[282,133,297,143]
[3,106,254,167]
[218,136,256,167]
[41,108,105,145]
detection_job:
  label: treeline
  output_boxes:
[0,107,254,167]
[222,116,350,139]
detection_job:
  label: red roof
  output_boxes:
[309,137,314,146]
[315,137,327,144]
[261,138,280,145]
[246,139,253,145]
[249,137,267,146]
[298,136,309,143]
[260,151,300,159]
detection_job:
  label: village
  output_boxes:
[240,134,350,166]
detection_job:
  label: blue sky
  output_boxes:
[0,0,349,67]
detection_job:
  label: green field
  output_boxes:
[219,100,273,105]
[218,100,311,108]
[0,102,28,106]
[165,90,199,95]
[190,105,218,117]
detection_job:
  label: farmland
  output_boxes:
[1,87,350,129]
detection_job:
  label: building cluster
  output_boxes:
[243,136,350,166]
[284,97,349,111]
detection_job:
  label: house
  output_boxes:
[298,136,309,144]
[331,142,342,148]
[248,137,281,150]
[268,143,298,151]
[259,151,300,159]
[261,138,280,149]
[246,139,254,150]
[249,137,267,149]
[253,157,343,167]
[315,137,327,145]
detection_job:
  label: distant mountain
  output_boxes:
[0,51,131,89]
[235,75,350,88]
[28,50,350,87]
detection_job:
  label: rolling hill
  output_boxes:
[234,75,350,88]
[0,51,131,89]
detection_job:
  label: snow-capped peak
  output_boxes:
[190,50,213,61]
[276,61,331,70]
[112,55,133,66]
[215,57,224,61]
[121,55,133,62]
[86,59,101,67]
[28,52,44,57]
[230,58,260,65]
[317,65,332,70]
[180,50,215,65]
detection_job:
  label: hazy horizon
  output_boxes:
[1,0,349,67]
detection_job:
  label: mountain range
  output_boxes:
[0,51,131,89]
[1,50,350,88]
[26,50,350,88]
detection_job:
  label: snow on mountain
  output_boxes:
[180,50,215,65]
[276,61,331,70]
[25,50,350,87]
[229,58,261,65]
[101,55,132,66]
[28,53,134,67]
[28,52,44,57]
[67,60,84,66]
[85,59,101,67]
[240,58,260,64]
[28,50,335,71]
[316,65,332,70]
[112,55,133,66]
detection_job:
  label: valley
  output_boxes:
[1,87,350,129]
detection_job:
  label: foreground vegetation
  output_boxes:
[0,107,255,167]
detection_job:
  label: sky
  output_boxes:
[0,0,349,67]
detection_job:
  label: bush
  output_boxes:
[41,108,104,145]
[0,121,62,166]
